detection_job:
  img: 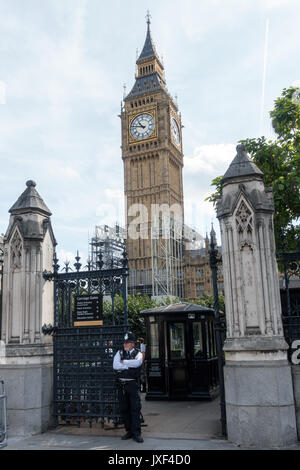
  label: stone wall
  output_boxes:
[217,144,298,447]
[292,366,300,439]
[0,180,55,436]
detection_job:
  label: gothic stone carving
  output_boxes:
[11,230,22,271]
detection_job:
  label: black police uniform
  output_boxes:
[113,332,143,442]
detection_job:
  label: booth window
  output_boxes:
[193,322,203,357]
[150,322,159,359]
[209,321,216,356]
[170,323,185,360]
[205,322,210,357]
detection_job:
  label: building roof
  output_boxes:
[136,21,157,64]
[222,144,264,183]
[9,180,52,216]
[125,18,166,101]
[141,302,214,315]
[126,73,164,100]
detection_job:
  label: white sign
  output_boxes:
[291,340,300,365]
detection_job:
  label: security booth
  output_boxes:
[141,303,220,400]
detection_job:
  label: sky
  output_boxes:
[0,0,299,265]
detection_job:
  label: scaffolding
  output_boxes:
[89,222,206,301]
[150,218,200,300]
[89,224,126,270]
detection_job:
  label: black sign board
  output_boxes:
[74,294,103,326]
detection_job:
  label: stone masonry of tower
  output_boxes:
[184,234,224,300]
[121,18,184,296]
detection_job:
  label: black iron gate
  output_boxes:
[209,229,227,437]
[43,250,129,427]
[277,236,300,363]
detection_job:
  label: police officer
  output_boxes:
[113,331,144,443]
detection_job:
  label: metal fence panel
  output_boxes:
[44,250,129,428]
[53,325,127,427]
[0,380,7,448]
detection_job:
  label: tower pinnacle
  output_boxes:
[146,10,151,29]
[124,14,166,101]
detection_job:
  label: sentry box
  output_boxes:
[141,302,223,400]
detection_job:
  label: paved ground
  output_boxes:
[2,396,300,450]
[3,433,237,451]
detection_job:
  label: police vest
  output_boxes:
[117,348,142,380]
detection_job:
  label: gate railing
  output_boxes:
[53,325,127,427]
[209,227,227,437]
[277,235,300,364]
[43,249,129,427]
[0,380,7,448]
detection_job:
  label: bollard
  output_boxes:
[0,380,7,448]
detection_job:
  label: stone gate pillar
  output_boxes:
[0,180,56,436]
[217,144,297,447]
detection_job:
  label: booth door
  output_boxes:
[167,322,190,398]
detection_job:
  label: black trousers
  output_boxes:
[118,380,141,436]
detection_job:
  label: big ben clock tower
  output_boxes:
[121,14,184,297]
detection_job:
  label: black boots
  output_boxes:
[121,431,144,443]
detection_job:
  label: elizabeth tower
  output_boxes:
[121,16,184,296]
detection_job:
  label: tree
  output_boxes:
[207,86,300,250]
[103,294,181,338]
[188,292,225,313]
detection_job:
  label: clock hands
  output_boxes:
[137,119,147,129]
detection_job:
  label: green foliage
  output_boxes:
[103,294,181,338]
[104,293,225,341]
[184,292,225,313]
[240,136,300,249]
[103,293,225,339]
[205,175,223,207]
[208,86,300,250]
[270,87,300,140]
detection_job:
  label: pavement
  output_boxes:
[2,396,300,451]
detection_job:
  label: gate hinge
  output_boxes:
[43,270,54,281]
[41,324,57,336]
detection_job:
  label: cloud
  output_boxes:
[57,248,87,267]
[184,143,236,175]
[104,189,124,201]
[42,160,81,180]
[1,0,300,258]
[263,0,299,8]
[180,0,253,42]
[0,81,6,104]
[182,142,235,240]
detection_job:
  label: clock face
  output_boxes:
[130,113,155,140]
[171,118,180,145]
